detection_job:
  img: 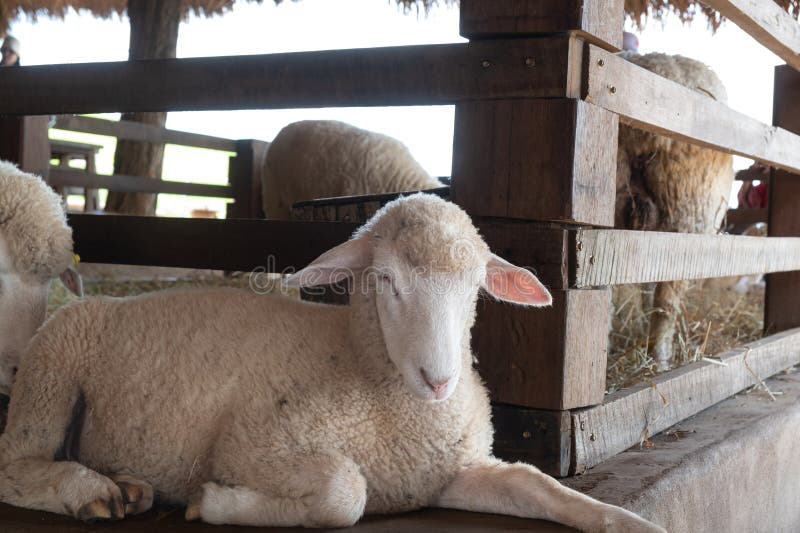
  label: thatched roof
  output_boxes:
[625,0,800,31]
[3,0,799,37]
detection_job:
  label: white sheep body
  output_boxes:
[0,195,662,532]
[0,160,76,393]
[262,120,443,218]
[615,53,734,368]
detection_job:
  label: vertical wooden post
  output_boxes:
[227,139,268,219]
[453,1,622,474]
[0,116,50,176]
[766,65,800,333]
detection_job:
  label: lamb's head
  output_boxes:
[286,193,551,402]
[0,161,81,393]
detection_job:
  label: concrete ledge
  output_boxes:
[565,367,800,533]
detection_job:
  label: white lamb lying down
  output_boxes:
[0,194,663,532]
[262,120,443,219]
[0,160,82,394]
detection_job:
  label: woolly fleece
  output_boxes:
[0,161,74,280]
[262,120,443,219]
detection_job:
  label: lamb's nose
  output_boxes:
[420,369,450,396]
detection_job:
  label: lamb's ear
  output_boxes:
[284,236,372,288]
[59,267,83,297]
[482,254,552,307]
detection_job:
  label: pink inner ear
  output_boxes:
[484,256,552,307]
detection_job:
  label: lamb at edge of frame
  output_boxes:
[0,194,664,532]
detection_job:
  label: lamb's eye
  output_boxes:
[380,275,399,297]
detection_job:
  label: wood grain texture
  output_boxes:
[459,0,624,49]
[702,0,800,70]
[227,140,268,219]
[474,289,610,410]
[0,116,50,176]
[492,405,573,478]
[0,38,575,115]
[584,45,800,173]
[48,168,233,198]
[451,98,616,226]
[571,327,800,474]
[54,115,237,152]
[67,214,359,272]
[766,65,800,334]
[574,229,800,287]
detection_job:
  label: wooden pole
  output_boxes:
[766,65,800,333]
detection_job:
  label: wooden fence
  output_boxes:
[0,114,267,219]
[1,0,799,478]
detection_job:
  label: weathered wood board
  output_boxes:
[451,98,617,226]
[571,327,800,474]
[574,229,800,287]
[54,115,237,152]
[474,289,610,410]
[584,45,800,174]
[48,168,233,198]
[0,38,579,115]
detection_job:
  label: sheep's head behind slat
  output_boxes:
[0,161,80,393]
[285,193,552,402]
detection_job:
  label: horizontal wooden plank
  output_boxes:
[584,45,800,174]
[68,214,359,272]
[573,229,800,287]
[49,168,233,198]
[702,0,800,71]
[0,38,577,115]
[571,327,800,473]
[53,115,237,152]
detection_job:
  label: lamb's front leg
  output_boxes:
[436,460,665,533]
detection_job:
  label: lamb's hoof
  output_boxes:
[112,475,154,515]
[185,501,201,522]
[77,494,125,523]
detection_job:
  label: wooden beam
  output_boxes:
[474,289,610,410]
[0,38,577,115]
[459,0,624,50]
[571,327,800,474]
[48,168,233,198]
[53,115,237,152]
[227,139,269,219]
[701,0,800,71]
[68,214,359,272]
[766,65,800,334]
[491,405,573,478]
[0,116,50,176]
[573,229,800,287]
[451,98,617,226]
[584,45,800,174]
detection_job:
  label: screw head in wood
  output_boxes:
[522,430,532,439]
[589,433,597,442]
[525,57,536,67]
[609,86,617,94]
[597,59,605,67]
[580,421,586,431]
[481,60,491,68]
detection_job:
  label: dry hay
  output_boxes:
[608,280,764,393]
